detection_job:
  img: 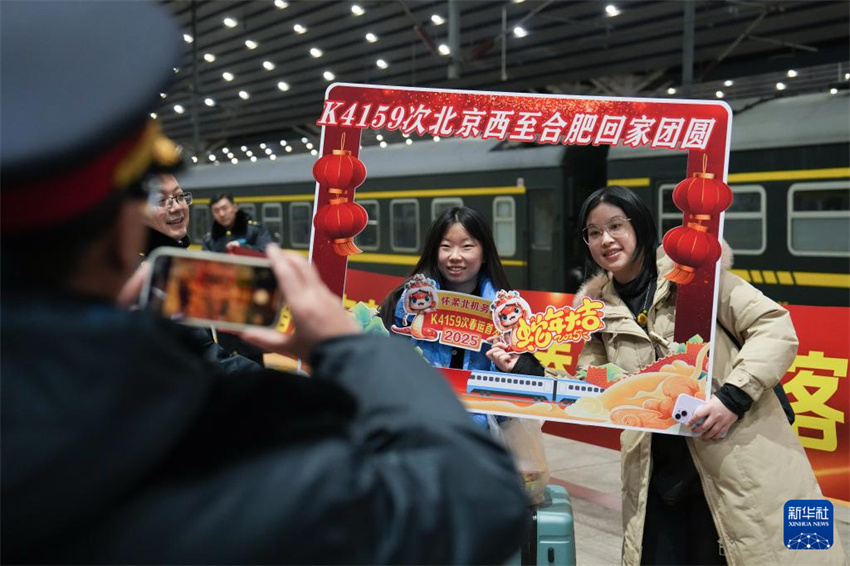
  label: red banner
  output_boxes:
[344,268,850,503]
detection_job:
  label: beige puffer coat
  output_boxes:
[576,246,847,566]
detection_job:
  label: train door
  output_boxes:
[526,187,562,291]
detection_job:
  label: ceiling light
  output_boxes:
[173,67,180,73]
[265,148,273,154]
[787,69,798,78]
[183,34,193,44]
[245,39,258,50]
[310,149,318,156]
[204,53,216,63]
[365,32,378,43]
[306,142,314,149]
[222,147,230,153]
[251,156,258,162]
[376,134,384,141]
[270,154,277,160]
[280,140,287,146]
[286,146,293,153]
[438,44,450,56]
[263,61,276,71]
[160,92,167,99]
[830,87,838,94]
[376,59,388,69]
[293,23,307,34]
[222,72,234,81]
[433,136,441,142]
[715,90,724,98]
[405,138,413,145]
[277,81,290,92]
[351,5,365,16]
[776,82,787,90]
[231,158,239,164]
[150,112,157,119]
[274,0,289,8]
[204,98,215,107]
[431,14,445,25]
[323,70,335,81]
[241,146,248,151]
[239,90,250,100]
[605,4,621,17]
[174,104,185,114]
[227,153,235,159]
[667,87,676,95]
[209,154,216,162]
[246,150,253,156]
[310,47,323,58]
[724,80,734,87]
[379,141,388,148]
[512,0,526,3]
[845,73,850,80]
[260,143,267,149]
[191,156,198,163]
[513,26,528,38]
[224,17,237,28]
[301,137,309,143]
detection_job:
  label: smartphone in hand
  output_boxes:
[141,247,282,331]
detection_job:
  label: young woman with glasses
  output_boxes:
[489,185,843,565]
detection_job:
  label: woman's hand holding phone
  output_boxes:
[236,244,360,360]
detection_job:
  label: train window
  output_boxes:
[390,199,419,252]
[289,202,313,249]
[355,200,380,251]
[493,196,517,256]
[261,203,284,244]
[788,182,850,257]
[239,203,258,221]
[190,206,211,243]
[432,198,463,220]
[659,183,766,255]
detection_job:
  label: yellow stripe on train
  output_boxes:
[731,269,850,289]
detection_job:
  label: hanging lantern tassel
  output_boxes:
[314,197,369,256]
[662,155,733,284]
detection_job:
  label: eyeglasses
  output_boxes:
[582,216,632,245]
[155,192,193,209]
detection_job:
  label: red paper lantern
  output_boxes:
[672,172,733,217]
[662,225,722,285]
[312,148,366,192]
[314,199,368,256]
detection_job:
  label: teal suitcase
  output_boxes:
[507,484,577,566]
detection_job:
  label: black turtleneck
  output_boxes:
[143,227,190,259]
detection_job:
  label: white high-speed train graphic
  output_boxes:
[466,370,603,404]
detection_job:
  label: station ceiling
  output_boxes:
[157,0,850,160]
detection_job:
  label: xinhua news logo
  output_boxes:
[784,500,834,550]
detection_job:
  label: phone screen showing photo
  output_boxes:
[147,254,281,329]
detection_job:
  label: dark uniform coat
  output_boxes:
[1,289,527,564]
[202,209,273,253]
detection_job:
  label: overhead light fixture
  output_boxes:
[323,70,335,81]
[306,142,314,149]
[222,72,235,81]
[830,87,838,94]
[293,23,307,34]
[605,4,621,17]
[351,4,365,16]
[438,44,450,56]
[183,34,193,44]
[310,149,318,156]
[376,134,384,141]
[405,138,413,145]
[722,79,733,87]
[379,141,388,148]
[250,156,258,162]
[209,154,216,162]
[265,148,273,154]
[174,104,185,114]
[150,112,157,119]
[376,59,388,69]
[715,90,724,98]
[263,61,276,71]
[160,92,167,99]
[365,32,378,43]
[222,147,230,154]
[223,17,237,28]
[191,156,198,163]
[274,0,289,8]
[260,143,267,149]
[239,90,250,100]
[231,158,239,164]
[286,146,293,153]
[776,82,786,90]
[433,136,441,142]
[301,137,309,143]
[204,53,216,63]
[270,154,277,160]
[204,98,215,107]
[787,69,798,78]
[227,153,235,159]
[513,26,528,38]
[173,67,180,73]
[280,140,287,146]
[241,146,248,152]
[245,39,258,50]
[246,150,253,156]
[278,81,290,92]
[431,14,445,25]
[667,87,676,95]
[845,72,850,80]
[310,47,323,58]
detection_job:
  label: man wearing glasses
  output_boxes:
[143,173,193,256]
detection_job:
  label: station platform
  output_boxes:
[542,433,850,564]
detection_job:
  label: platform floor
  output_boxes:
[543,433,850,565]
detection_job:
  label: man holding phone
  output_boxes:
[0,3,527,564]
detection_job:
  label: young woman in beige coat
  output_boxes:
[490,185,846,565]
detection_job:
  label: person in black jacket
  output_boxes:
[203,192,274,253]
[0,3,528,564]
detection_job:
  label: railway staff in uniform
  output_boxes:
[202,191,273,253]
[0,3,528,564]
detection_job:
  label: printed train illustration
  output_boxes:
[466,370,604,404]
